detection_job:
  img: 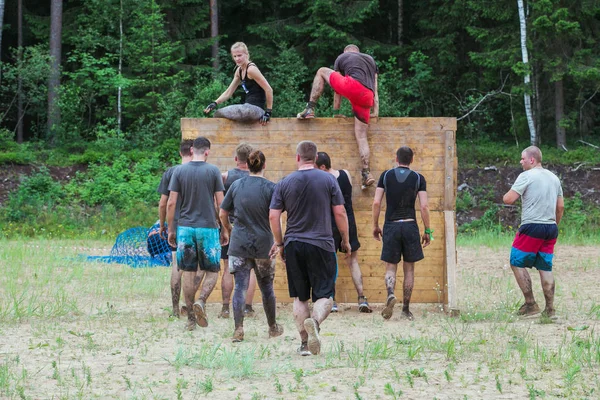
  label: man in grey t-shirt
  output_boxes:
[297,44,379,189]
[157,139,193,318]
[269,141,350,356]
[503,146,564,318]
[167,136,226,331]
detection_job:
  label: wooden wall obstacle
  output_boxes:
[181,117,457,309]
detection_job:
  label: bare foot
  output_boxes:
[401,310,414,321]
[269,324,284,338]
[517,302,541,317]
[185,318,196,331]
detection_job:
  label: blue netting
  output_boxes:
[86,223,173,268]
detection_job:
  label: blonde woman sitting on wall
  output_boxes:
[204,42,273,125]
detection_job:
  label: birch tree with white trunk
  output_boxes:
[517,0,537,145]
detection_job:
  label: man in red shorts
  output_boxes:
[297,44,379,189]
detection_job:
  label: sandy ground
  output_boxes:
[0,243,599,399]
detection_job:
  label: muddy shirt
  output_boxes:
[511,167,563,225]
[157,165,181,232]
[168,161,224,228]
[333,52,378,92]
[221,176,275,259]
[270,168,344,252]
[224,168,250,223]
[377,167,427,221]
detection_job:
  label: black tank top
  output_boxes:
[238,63,266,108]
[225,168,250,223]
[337,170,354,217]
[225,168,249,193]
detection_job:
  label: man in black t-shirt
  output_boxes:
[269,141,350,356]
[297,44,379,190]
[372,146,431,321]
[157,139,193,318]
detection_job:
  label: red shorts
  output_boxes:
[329,71,374,124]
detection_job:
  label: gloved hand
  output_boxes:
[259,109,272,125]
[204,102,218,113]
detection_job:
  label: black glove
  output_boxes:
[205,101,218,113]
[260,109,272,124]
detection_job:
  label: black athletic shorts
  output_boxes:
[220,243,229,260]
[284,241,337,302]
[333,214,361,253]
[381,221,424,264]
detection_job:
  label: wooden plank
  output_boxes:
[182,117,457,134]
[444,210,459,313]
[444,130,457,211]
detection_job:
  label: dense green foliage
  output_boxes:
[1,0,600,147]
[1,0,599,239]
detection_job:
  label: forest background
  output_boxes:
[0,0,599,240]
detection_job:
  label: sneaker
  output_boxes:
[303,318,321,355]
[269,324,284,338]
[381,294,397,320]
[297,342,311,356]
[331,302,338,313]
[232,327,244,342]
[358,296,373,313]
[297,103,315,119]
[193,301,209,327]
[218,305,230,319]
[180,305,188,316]
[517,302,541,317]
[361,169,375,189]
[244,305,256,318]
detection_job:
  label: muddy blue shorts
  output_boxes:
[176,226,221,272]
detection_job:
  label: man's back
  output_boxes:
[378,167,427,221]
[512,168,563,225]
[333,52,377,92]
[168,161,224,228]
[270,169,344,252]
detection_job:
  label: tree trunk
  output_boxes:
[534,63,542,144]
[17,0,24,143]
[555,79,566,149]
[117,0,123,132]
[210,0,219,74]
[397,0,403,46]
[0,0,5,84]
[517,0,537,145]
[47,0,63,141]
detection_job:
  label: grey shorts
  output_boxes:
[214,103,264,122]
[228,255,275,280]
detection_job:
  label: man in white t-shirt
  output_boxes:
[503,146,564,318]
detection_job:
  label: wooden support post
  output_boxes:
[444,210,459,315]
